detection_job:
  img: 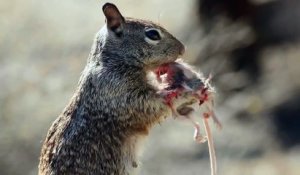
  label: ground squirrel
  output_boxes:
[39,3,194,175]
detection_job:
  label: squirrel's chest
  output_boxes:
[121,134,146,175]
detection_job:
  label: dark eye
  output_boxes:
[145,29,161,41]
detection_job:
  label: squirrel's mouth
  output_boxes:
[159,55,182,67]
[150,62,173,73]
[147,54,182,72]
[152,59,178,76]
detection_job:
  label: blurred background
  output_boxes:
[1,0,300,174]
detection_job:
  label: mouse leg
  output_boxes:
[191,119,207,143]
[210,110,222,130]
[203,104,222,130]
[183,113,207,143]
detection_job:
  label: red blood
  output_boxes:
[155,63,180,85]
[155,63,171,82]
[163,90,182,107]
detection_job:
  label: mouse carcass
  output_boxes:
[155,60,222,175]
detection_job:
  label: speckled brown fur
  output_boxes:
[39,3,187,175]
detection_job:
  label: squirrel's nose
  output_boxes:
[179,43,185,56]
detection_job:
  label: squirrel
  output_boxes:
[38,3,196,175]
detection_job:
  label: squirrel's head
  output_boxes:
[96,3,185,70]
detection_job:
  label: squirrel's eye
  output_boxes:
[145,29,161,41]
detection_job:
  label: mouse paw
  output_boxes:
[194,134,207,143]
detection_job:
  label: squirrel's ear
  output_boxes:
[102,3,125,36]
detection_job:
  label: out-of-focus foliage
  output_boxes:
[0,0,299,175]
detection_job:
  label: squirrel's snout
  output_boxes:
[178,42,185,56]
